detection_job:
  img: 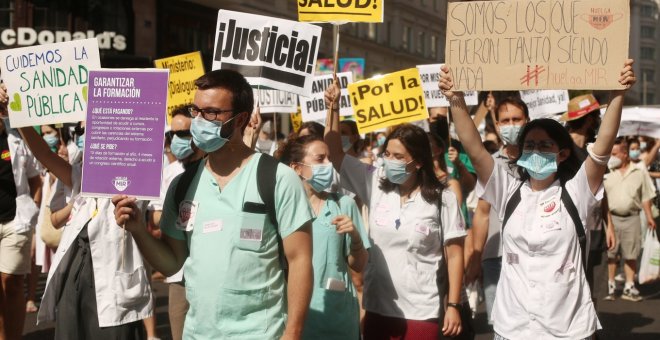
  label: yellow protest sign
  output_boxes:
[298,0,384,23]
[154,51,204,124]
[291,107,303,133]
[349,68,428,134]
[445,0,630,91]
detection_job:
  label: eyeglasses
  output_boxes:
[522,140,557,153]
[166,130,191,139]
[188,105,234,121]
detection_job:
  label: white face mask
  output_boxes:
[608,156,623,169]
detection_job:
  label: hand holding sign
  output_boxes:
[324,76,341,112]
[438,65,463,102]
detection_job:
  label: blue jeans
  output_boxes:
[482,257,502,325]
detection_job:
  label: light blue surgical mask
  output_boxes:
[302,162,334,193]
[377,135,386,147]
[76,134,85,150]
[341,136,353,152]
[190,115,238,153]
[43,134,59,152]
[516,151,557,180]
[499,124,523,145]
[171,135,194,160]
[384,158,414,184]
[629,149,641,160]
[640,142,647,150]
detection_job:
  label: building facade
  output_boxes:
[630,0,660,105]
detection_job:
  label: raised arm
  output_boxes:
[438,65,494,184]
[281,222,313,340]
[18,127,74,189]
[242,106,262,150]
[585,59,636,193]
[323,79,345,173]
[642,138,660,166]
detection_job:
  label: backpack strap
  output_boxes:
[173,159,202,213]
[560,183,587,269]
[502,182,524,231]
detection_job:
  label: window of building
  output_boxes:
[647,93,655,104]
[402,26,410,50]
[431,35,437,58]
[641,4,656,18]
[641,47,655,60]
[641,26,655,39]
[642,69,655,83]
[417,31,425,54]
[368,23,377,40]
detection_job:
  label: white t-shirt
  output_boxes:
[478,162,601,339]
[340,155,466,320]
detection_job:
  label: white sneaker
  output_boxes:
[622,285,643,302]
[604,281,616,301]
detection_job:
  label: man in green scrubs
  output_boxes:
[113,70,314,340]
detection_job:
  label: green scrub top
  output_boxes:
[445,149,476,227]
[161,154,313,340]
[302,193,370,340]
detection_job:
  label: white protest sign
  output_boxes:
[417,64,477,107]
[520,90,569,120]
[0,38,101,128]
[300,72,353,122]
[253,89,297,113]
[212,10,322,97]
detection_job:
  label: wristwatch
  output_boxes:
[447,302,461,310]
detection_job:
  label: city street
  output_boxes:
[22,273,660,340]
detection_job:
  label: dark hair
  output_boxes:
[513,119,581,184]
[427,132,449,173]
[495,97,530,121]
[41,124,72,145]
[194,69,254,131]
[171,104,192,119]
[277,134,323,165]
[298,121,325,138]
[626,136,639,148]
[565,110,600,131]
[614,136,630,153]
[483,140,499,154]
[380,124,444,203]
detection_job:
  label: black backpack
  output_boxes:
[172,154,288,273]
[502,181,587,269]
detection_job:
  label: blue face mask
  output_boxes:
[377,135,386,147]
[302,162,334,193]
[384,158,414,184]
[76,134,85,150]
[499,125,523,145]
[640,142,647,150]
[516,151,558,180]
[43,134,59,152]
[171,135,194,160]
[629,149,641,160]
[341,136,353,152]
[190,115,238,153]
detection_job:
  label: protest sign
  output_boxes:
[298,0,384,23]
[349,68,428,134]
[291,108,303,133]
[316,58,334,75]
[0,38,100,128]
[81,69,169,200]
[212,10,322,97]
[300,72,353,122]
[520,89,569,119]
[417,64,478,107]
[340,58,365,80]
[154,51,204,124]
[253,89,297,113]
[445,0,630,91]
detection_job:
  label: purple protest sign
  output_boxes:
[81,69,169,199]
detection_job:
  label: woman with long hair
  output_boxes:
[439,60,636,339]
[324,82,466,339]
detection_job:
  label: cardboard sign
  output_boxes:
[154,51,204,124]
[445,0,630,90]
[212,10,322,97]
[298,0,384,23]
[300,72,353,122]
[253,89,297,113]
[417,64,478,107]
[291,108,303,133]
[81,69,169,199]
[519,90,569,119]
[349,68,428,134]
[0,39,100,128]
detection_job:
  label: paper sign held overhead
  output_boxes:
[445,0,630,91]
[0,38,101,128]
[212,10,322,97]
[519,90,569,120]
[253,89,298,114]
[154,51,205,124]
[417,64,478,107]
[349,68,428,134]
[81,69,169,200]
[298,0,384,23]
[300,72,353,122]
